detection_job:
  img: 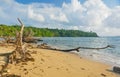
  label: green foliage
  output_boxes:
[0,24,98,37]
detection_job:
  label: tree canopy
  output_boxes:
[0,24,98,37]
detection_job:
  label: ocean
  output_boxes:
[39,37,120,66]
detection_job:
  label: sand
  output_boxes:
[0,46,119,77]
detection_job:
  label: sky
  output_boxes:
[0,0,120,36]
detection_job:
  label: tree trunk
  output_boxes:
[12,18,26,63]
[16,18,24,51]
[38,45,113,52]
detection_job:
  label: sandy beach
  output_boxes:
[0,45,119,77]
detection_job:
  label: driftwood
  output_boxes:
[13,18,27,62]
[0,52,13,75]
[23,37,42,43]
[0,51,15,76]
[1,36,15,44]
[0,52,13,56]
[38,44,114,52]
[9,18,34,64]
[0,18,34,76]
[0,18,33,61]
[0,18,25,75]
[78,45,114,49]
[22,28,35,43]
[1,74,21,77]
[43,47,80,52]
[22,27,42,43]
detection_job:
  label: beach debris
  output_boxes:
[37,45,114,52]
[1,74,21,77]
[9,18,35,63]
[0,18,35,76]
[37,43,51,49]
[22,29,42,43]
[113,66,120,74]
[0,53,11,76]
[1,36,15,44]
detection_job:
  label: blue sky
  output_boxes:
[104,0,120,7]
[16,0,79,6]
[15,0,120,7]
[0,0,120,36]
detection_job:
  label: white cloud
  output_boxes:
[50,12,69,22]
[0,0,28,24]
[28,5,45,22]
[83,0,111,26]
[0,0,120,36]
[71,0,84,12]
[103,6,120,28]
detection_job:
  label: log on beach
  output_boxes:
[42,47,80,52]
[38,43,114,52]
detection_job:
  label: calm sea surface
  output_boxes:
[39,37,120,66]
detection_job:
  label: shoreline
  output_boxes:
[0,45,119,77]
[76,50,120,67]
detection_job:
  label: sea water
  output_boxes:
[38,37,120,66]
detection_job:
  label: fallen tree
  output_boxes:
[0,18,34,76]
[38,44,114,52]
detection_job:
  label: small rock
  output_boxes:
[113,66,120,74]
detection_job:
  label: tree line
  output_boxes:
[0,24,98,37]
